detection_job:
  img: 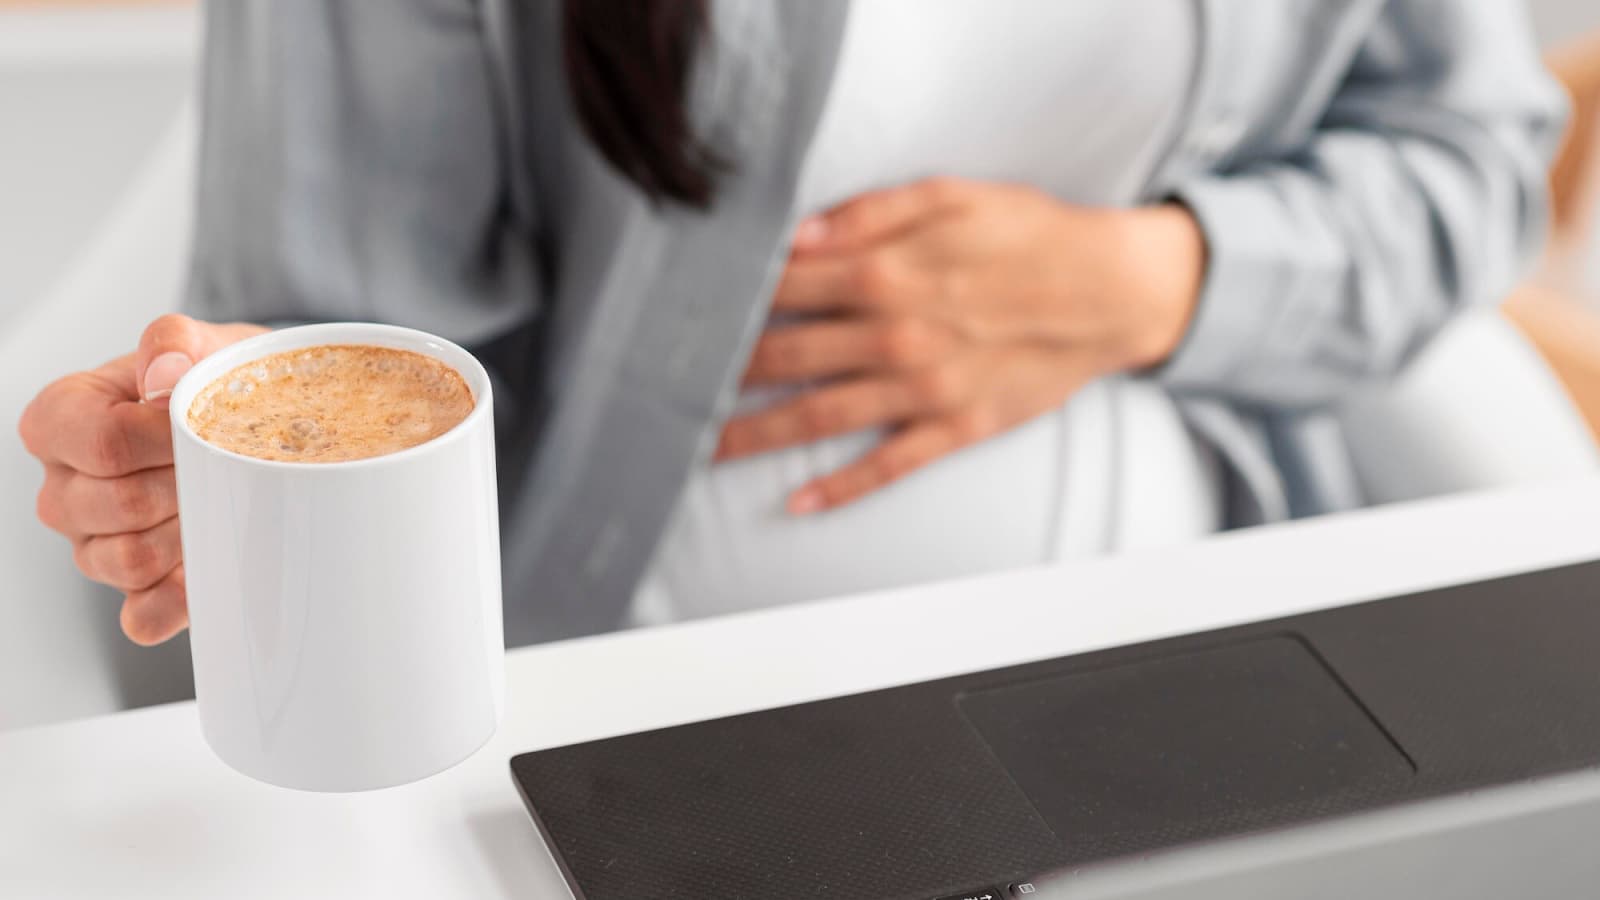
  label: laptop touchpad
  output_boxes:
[956,636,1415,851]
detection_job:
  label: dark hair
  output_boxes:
[562,0,722,208]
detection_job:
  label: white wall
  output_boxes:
[1529,0,1600,47]
[0,7,194,331]
[0,6,199,730]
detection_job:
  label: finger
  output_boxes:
[121,565,188,646]
[135,314,206,406]
[743,317,952,386]
[715,376,918,460]
[56,466,178,536]
[135,314,266,408]
[788,414,988,514]
[773,250,928,315]
[791,177,968,257]
[74,517,183,593]
[35,465,86,541]
[743,320,878,386]
[23,386,173,478]
[769,256,865,314]
[18,354,137,462]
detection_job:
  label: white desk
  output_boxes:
[4,480,1599,900]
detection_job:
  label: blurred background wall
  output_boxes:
[1,0,1598,731]
[1532,0,1600,46]
[1,2,198,729]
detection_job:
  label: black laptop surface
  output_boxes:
[511,559,1600,900]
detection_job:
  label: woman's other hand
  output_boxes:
[18,315,268,645]
[717,177,1205,514]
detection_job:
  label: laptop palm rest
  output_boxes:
[511,560,1600,900]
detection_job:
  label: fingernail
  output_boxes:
[792,215,828,248]
[142,352,193,402]
[788,488,824,515]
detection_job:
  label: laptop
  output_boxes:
[512,560,1600,899]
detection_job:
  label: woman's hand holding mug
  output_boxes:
[24,316,504,790]
[18,315,267,645]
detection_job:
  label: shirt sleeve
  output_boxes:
[1158,0,1568,409]
[182,0,539,347]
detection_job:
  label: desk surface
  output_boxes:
[4,480,1599,900]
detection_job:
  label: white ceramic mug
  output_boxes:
[168,323,504,792]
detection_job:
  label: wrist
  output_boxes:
[1108,203,1206,371]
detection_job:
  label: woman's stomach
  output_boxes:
[632,376,1223,625]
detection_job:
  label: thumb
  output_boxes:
[135,314,265,409]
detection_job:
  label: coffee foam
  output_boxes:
[187,344,474,463]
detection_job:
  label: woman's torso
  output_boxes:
[633,0,1221,624]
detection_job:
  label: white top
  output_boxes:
[6,480,1600,899]
[636,0,1209,623]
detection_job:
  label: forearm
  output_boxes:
[1153,5,1565,410]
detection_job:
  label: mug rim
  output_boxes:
[168,322,494,472]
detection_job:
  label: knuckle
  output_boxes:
[35,485,63,533]
[912,365,966,409]
[756,334,803,376]
[880,319,936,368]
[814,481,849,509]
[16,400,40,456]
[819,472,859,507]
[86,419,133,476]
[747,340,775,375]
[931,268,965,305]
[798,395,844,439]
[718,423,750,457]
[128,404,172,457]
[109,476,154,524]
[950,410,993,444]
[111,534,165,586]
[867,449,906,486]
[18,378,73,457]
[71,541,95,580]
[919,176,964,206]
[851,256,901,305]
[830,204,869,237]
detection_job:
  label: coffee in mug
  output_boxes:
[188,345,474,463]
